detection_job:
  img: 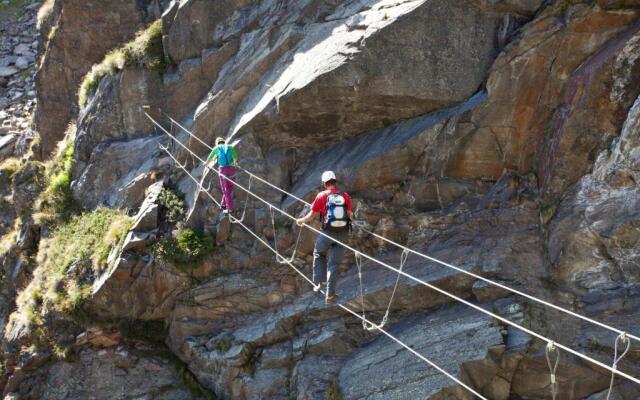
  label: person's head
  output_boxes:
[216,137,225,146]
[321,171,337,189]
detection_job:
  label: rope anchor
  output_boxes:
[545,341,560,400]
[606,333,631,400]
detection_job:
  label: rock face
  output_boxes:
[33,0,167,157]
[36,337,198,400]
[4,0,640,399]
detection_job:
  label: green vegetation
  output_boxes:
[0,229,17,258]
[13,208,131,326]
[0,157,21,178]
[153,228,213,271]
[325,381,343,400]
[556,0,593,14]
[79,19,168,107]
[158,187,186,224]
[34,138,77,224]
[0,0,32,23]
[212,337,232,353]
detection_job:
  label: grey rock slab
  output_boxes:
[0,133,16,159]
[12,43,30,55]
[130,181,163,231]
[0,66,18,77]
[0,55,17,67]
[14,57,29,70]
[339,303,506,399]
[121,231,158,252]
[285,91,486,206]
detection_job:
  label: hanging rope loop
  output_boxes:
[231,175,252,224]
[606,333,631,400]
[545,341,560,400]
[270,204,306,264]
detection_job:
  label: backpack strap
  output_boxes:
[219,145,230,166]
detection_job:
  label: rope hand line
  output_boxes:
[158,143,488,400]
[161,110,640,345]
[147,112,640,385]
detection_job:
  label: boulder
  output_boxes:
[40,344,202,399]
[87,252,191,320]
[0,67,18,78]
[72,136,163,210]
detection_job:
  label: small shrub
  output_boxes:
[78,19,168,107]
[213,337,232,353]
[158,188,186,224]
[153,228,213,271]
[325,381,343,400]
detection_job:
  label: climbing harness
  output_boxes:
[147,109,640,388]
[355,249,409,332]
[269,205,306,265]
[545,341,560,400]
[230,175,252,224]
[606,333,631,400]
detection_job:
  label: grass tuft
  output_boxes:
[78,19,168,107]
[325,381,343,400]
[34,132,78,225]
[0,158,21,178]
[12,208,131,327]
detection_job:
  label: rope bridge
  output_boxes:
[144,109,639,399]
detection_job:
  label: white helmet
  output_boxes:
[321,170,336,183]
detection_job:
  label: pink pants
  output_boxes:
[219,166,236,210]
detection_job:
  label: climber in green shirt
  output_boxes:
[207,137,238,212]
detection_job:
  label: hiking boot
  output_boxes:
[325,294,338,304]
[313,282,327,293]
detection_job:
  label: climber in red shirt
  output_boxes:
[296,171,353,303]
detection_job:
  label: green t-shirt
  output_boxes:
[207,144,238,166]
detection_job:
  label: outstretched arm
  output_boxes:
[296,210,318,226]
[231,147,239,167]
